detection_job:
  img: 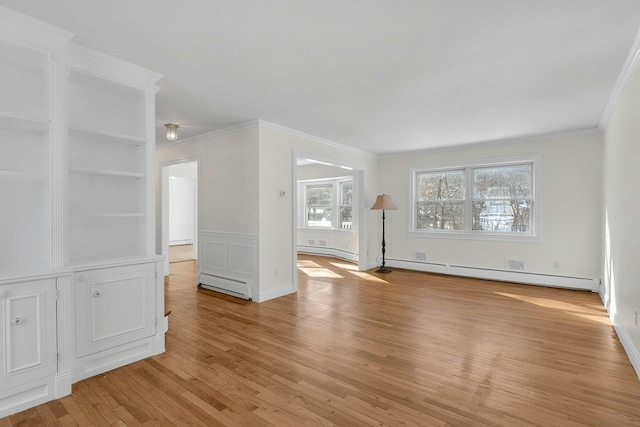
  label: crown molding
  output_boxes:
[155,120,259,151]
[157,119,379,158]
[380,127,602,160]
[0,5,73,53]
[65,43,162,91]
[599,26,640,129]
[258,120,377,158]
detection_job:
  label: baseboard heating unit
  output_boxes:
[198,273,252,300]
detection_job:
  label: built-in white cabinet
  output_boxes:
[75,264,155,358]
[0,5,165,418]
[0,279,57,392]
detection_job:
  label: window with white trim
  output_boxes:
[413,160,535,237]
[339,181,353,229]
[306,184,333,228]
[300,178,354,230]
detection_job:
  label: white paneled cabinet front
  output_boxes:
[75,264,155,358]
[0,279,57,408]
[0,5,165,417]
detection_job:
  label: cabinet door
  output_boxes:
[0,279,57,390]
[75,264,155,358]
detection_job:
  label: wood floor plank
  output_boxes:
[3,255,640,426]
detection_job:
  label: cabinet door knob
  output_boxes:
[11,317,24,325]
[93,290,101,298]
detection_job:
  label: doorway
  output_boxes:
[161,160,198,275]
[292,153,366,291]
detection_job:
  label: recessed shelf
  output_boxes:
[0,112,48,134]
[68,126,146,146]
[69,168,146,178]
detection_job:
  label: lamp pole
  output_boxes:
[371,194,396,274]
[376,208,390,273]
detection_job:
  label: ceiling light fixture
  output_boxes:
[165,123,179,141]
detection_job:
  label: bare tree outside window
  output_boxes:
[339,181,353,229]
[414,161,534,235]
[473,164,532,232]
[416,170,465,230]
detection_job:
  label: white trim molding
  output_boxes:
[257,284,295,303]
[385,258,600,291]
[297,246,358,263]
[156,121,259,151]
[260,120,376,159]
[600,26,640,128]
[612,314,640,380]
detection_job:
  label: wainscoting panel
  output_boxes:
[198,231,258,300]
[201,241,226,271]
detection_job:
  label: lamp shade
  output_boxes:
[370,194,397,210]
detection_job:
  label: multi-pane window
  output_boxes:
[339,181,353,230]
[302,178,354,230]
[472,164,532,233]
[416,170,465,230]
[306,184,333,228]
[414,161,534,236]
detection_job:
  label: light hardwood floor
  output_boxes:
[3,255,640,426]
[169,244,195,263]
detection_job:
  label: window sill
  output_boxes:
[298,227,355,235]
[408,230,540,243]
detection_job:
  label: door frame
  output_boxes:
[159,157,200,276]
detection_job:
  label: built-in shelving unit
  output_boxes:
[67,69,149,265]
[0,5,165,417]
[0,38,51,276]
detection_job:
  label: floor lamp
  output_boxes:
[371,194,397,273]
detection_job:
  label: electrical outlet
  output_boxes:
[274,268,279,277]
[553,261,559,269]
[634,310,638,326]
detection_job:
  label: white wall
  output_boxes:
[258,122,379,301]
[156,125,259,235]
[378,130,603,279]
[602,55,640,376]
[156,121,378,301]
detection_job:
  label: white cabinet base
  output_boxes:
[71,333,164,383]
[0,376,54,418]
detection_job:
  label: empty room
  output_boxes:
[1,1,640,425]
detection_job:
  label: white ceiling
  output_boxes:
[2,1,640,154]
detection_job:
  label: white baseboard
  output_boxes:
[169,240,193,246]
[612,314,640,380]
[199,273,252,300]
[599,287,610,311]
[385,258,599,291]
[0,376,56,418]
[54,371,72,398]
[297,245,357,262]
[257,284,294,303]
[72,336,162,383]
